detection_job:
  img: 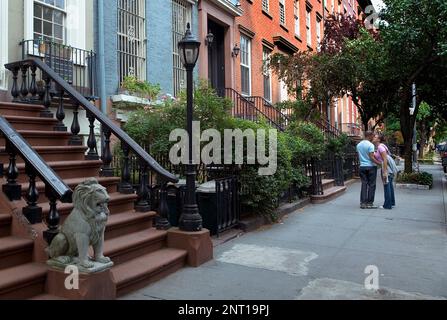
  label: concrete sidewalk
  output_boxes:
[123,164,447,300]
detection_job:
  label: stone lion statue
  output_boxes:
[47,178,113,272]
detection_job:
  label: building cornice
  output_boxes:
[272,35,298,54]
[208,0,243,17]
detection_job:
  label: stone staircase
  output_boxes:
[310,178,346,204]
[0,101,188,299]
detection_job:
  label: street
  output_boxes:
[123,164,447,300]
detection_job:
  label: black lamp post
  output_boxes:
[177,23,202,232]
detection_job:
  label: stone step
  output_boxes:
[40,192,138,217]
[112,248,187,297]
[105,211,155,240]
[20,176,120,204]
[0,263,47,299]
[16,160,103,183]
[0,130,71,147]
[1,115,59,131]
[103,229,168,266]
[0,236,34,270]
[0,102,45,117]
[311,186,347,204]
[322,179,335,191]
[0,214,11,237]
[0,146,87,163]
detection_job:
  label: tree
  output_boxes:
[379,0,447,172]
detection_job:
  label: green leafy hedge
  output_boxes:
[123,83,328,218]
[396,171,433,188]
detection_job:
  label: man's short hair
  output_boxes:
[364,131,375,139]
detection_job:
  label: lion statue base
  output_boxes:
[46,178,114,274]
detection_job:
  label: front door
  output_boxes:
[207,20,226,97]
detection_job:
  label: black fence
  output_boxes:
[20,39,97,99]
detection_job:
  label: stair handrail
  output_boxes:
[225,88,284,131]
[5,59,178,183]
[0,116,72,202]
[246,95,291,129]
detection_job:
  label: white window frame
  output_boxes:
[294,0,300,37]
[25,0,86,48]
[279,0,286,26]
[33,0,67,44]
[306,8,312,47]
[262,0,269,12]
[331,0,335,13]
[240,35,251,96]
[316,16,321,51]
[262,47,272,102]
[0,0,7,90]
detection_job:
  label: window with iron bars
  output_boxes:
[262,0,269,12]
[279,0,286,26]
[117,0,147,86]
[172,0,192,97]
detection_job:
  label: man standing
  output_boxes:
[356,132,382,209]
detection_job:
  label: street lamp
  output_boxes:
[177,23,202,232]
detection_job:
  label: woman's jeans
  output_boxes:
[383,173,395,209]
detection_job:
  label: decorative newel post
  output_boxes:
[69,103,83,145]
[22,163,42,224]
[118,143,134,194]
[85,111,99,160]
[2,141,21,201]
[43,186,60,245]
[135,160,150,212]
[11,67,20,102]
[29,65,39,102]
[100,128,114,177]
[20,65,29,101]
[156,182,171,230]
[54,86,67,131]
[41,74,54,118]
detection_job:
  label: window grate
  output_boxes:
[279,0,285,25]
[262,0,269,12]
[117,0,147,86]
[172,0,192,97]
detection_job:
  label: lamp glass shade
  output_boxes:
[177,23,201,68]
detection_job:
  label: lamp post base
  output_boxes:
[179,205,202,232]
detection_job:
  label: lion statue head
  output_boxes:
[72,177,110,223]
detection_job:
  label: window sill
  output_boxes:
[307,44,313,51]
[295,35,302,42]
[262,9,273,20]
[280,24,289,33]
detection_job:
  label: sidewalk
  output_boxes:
[122,164,447,300]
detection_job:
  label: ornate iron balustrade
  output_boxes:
[225,88,285,131]
[5,58,178,235]
[246,96,290,131]
[20,40,97,100]
[0,116,72,243]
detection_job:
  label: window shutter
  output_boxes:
[66,0,86,50]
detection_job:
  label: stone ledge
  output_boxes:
[396,183,430,190]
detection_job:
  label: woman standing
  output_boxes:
[374,134,397,210]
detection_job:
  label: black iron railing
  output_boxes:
[225,88,286,131]
[0,116,72,243]
[5,58,177,238]
[246,96,290,131]
[20,39,97,99]
[304,158,323,195]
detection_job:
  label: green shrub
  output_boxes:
[327,133,350,158]
[396,171,433,188]
[121,76,161,100]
